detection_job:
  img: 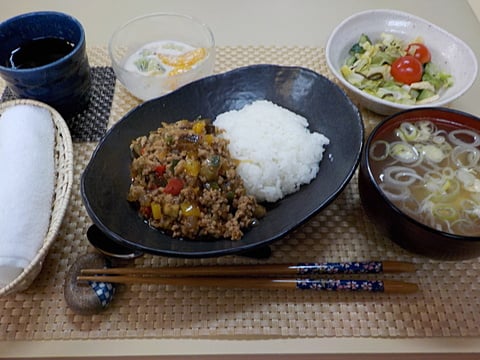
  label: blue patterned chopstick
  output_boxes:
[79,261,418,293]
[296,278,385,292]
[77,275,419,293]
[80,260,415,277]
[292,261,413,275]
[294,278,418,293]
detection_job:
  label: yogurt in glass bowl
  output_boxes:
[109,13,215,101]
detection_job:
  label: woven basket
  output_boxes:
[0,99,74,296]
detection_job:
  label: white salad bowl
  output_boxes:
[326,9,478,115]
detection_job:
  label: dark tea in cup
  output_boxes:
[6,37,76,69]
[0,11,91,120]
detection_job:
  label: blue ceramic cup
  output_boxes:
[0,11,91,119]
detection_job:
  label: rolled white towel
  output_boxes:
[0,104,55,288]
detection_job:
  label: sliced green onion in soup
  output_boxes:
[430,178,460,203]
[396,122,418,142]
[460,199,480,219]
[382,166,423,187]
[447,129,480,147]
[432,204,458,221]
[456,168,480,192]
[389,142,420,163]
[415,121,438,142]
[379,183,411,201]
[451,146,480,168]
[369,140,390,161]
[416,144,446,163]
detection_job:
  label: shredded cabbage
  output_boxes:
[341,33,453,105]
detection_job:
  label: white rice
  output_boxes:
[213,100,330,202]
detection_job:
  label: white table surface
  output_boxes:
[1,1,480,359]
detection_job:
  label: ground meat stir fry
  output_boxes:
[127,119,265,240]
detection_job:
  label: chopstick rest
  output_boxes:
[65,253,116,315]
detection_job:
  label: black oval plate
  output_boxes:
[81,64,364,258]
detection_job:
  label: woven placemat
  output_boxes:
[1,65,116,142]
[1,46,479,341]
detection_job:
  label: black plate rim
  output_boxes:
[81,64,364,258]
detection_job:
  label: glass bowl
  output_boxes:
[108,12,215,101]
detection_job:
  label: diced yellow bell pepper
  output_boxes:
[192,120,206,135]
[163,203,179,217]
[151,202,162,220]
[185,158,200,177]
[204,134,214,145]
[180,202,201,217]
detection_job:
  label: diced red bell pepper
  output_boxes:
[163,178,184,195]
[139,205,152,218]
[155,164,166,177]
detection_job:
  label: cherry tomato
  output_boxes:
[390,55,423,85]
[163,177,184,195]
[406,43,431,64]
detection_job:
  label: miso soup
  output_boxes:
[369,118,480,236]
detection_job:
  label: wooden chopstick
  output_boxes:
[77,261,418,293]
[80,260,415,278]
[76,275,418,293]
